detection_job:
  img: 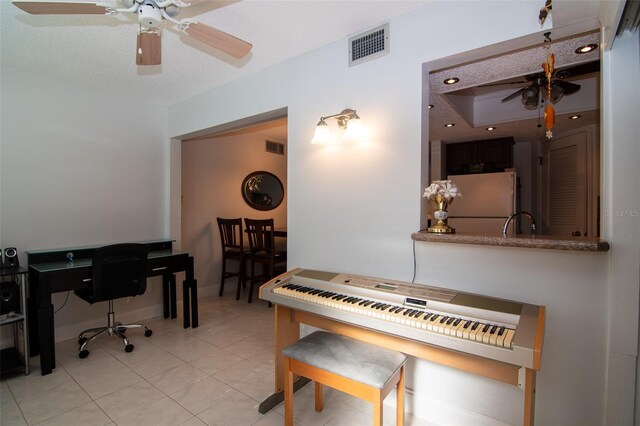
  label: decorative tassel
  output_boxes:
[544,103,555,139]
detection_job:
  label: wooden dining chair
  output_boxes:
[216,217,249,300]
[244,218,287,303]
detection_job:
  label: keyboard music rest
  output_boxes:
[259,268,545,426]
[26,240,199,376]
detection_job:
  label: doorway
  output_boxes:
[180,115,288,299]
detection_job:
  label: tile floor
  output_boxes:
[0,290,428,426]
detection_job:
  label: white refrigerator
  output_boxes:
[446,171,516,234]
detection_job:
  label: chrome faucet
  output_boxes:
[502,211,537,236]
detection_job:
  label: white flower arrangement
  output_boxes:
[423,180,462,200]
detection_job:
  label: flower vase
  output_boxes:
[428,195,456,234]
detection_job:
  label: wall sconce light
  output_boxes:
[310,108,364,144]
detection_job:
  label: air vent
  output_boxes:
[349,24,389,67]
[266,140,285,155]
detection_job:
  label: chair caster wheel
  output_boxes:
[144,329,153,337]
[125,344,134,353]
[78,336,88,345]
[79,349,89,359]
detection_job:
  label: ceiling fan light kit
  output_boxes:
[12,0,253,66]
[138,2,163,27]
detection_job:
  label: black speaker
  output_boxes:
[0,281,20,315]
[3,247,19,268]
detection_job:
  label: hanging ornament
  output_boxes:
[542,32,555,139]
[544,103,555,139]
[539,0,552,26]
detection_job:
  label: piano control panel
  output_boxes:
[260,268,544,370]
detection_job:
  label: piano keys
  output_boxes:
[274,283,516,349]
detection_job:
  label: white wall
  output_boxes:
[601,29,640,426]
[0,65,169,341]
[181,124,287,298]
[166,1,629,423]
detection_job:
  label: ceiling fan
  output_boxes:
[12,0,253,65]
[482,61,599,110]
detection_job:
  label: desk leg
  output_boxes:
[170,275,177,319]
[523,368,537,426]
[258,306,304,414]
[39,304,55,375]
[190,279,198,328]
[162,274,177,320]
[28,288,40,357]
[162,274,170,319]
[33,274,55,376]
[182,278,190,329]
[182,256,198,329]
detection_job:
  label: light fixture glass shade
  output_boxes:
[549,85,564,103]
[342,115,364,141]
[310,121,332,144]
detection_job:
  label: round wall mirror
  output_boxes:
[241,171,284,211]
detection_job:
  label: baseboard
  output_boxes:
[53,303,165,343]
[384,387,510,426]
[0,284,219,350]
[198,284,217,298]
[53,284,218,343]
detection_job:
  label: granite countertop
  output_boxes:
[411,231,610,252]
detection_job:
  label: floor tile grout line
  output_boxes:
[1,296,283,426]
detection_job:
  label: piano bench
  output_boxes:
[282,331,407,426]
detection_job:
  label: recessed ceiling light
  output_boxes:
[486,126,497,131]
[575,44,598,54]
[428,104,434,109]
[443,77,459,85]
[444,123,455,128]
[569,115,582,120]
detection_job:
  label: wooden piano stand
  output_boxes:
[260,305,539,426]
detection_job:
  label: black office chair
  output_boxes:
[244,218,287,303]
[217,217,251,300]
[74,243,152,359]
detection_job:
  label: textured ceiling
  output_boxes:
[0,0,431,105]
[429,31,601,144]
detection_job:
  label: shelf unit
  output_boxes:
[0,266,29,376]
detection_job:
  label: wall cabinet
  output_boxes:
[446,137,514,175]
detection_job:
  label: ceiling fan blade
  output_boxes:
[555,60,600,79]
[501,87,529,103]
[182,22,252,59]
[554,80,581,95]
[136,31,161,66]
[13,1,110,14]
[479,80,527,88]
